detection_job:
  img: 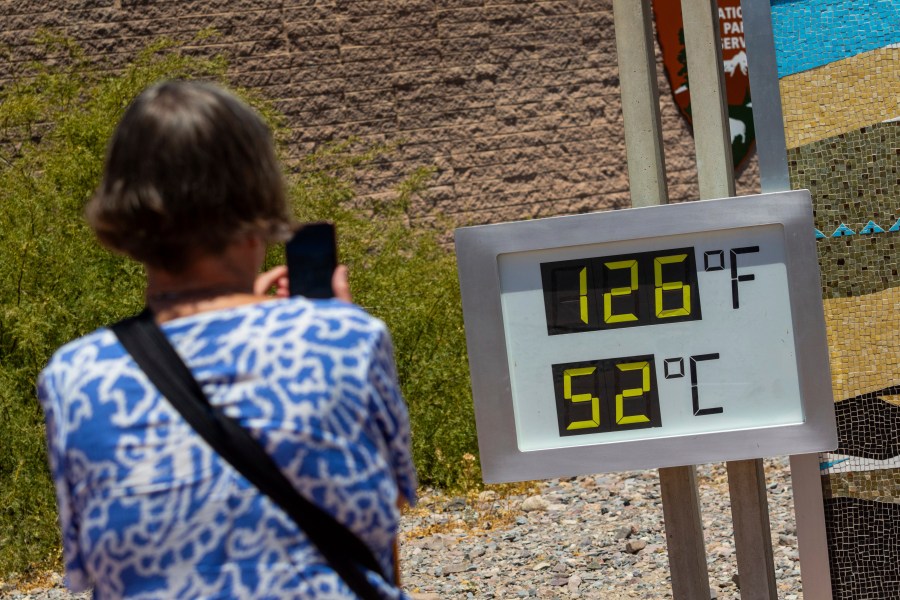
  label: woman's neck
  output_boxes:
[146,292,262,323]
[144,239,265,322]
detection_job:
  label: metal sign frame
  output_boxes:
[456,190,835,483]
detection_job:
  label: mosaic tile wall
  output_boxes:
[772,0,900,597]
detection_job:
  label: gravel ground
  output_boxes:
[1,458,803,599]
[399,458,802,599]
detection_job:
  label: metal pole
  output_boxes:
[613,1,709,597]
[613,0,668,207]
[740,1,833,597]
[681,0,776,597]
[740,0,791,193]
[788,453,834,599]
[727,459,779,599]
[681,0,735,199]
[659,465,712,599]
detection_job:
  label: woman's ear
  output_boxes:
[241,231,267,257]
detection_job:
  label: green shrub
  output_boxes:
[287,146,476,492]
[0,35,477,579]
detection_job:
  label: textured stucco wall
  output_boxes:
[0,0,759,228]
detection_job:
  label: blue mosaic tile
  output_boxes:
[832,223,856,237]
[817,219,899,238]
[820,457,850,470]
[859,221,885,235]
[771,0,900,77]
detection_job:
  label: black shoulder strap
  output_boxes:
[111,309,387,600]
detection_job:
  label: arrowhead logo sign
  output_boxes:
[651,0,755,171]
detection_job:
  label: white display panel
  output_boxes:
[455,191,836,483]
[499,225,803,452]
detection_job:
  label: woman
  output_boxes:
[38,81,416,599]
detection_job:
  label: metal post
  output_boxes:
[612,0,668,207]
[789,453,834,599]
[613,1,710,597]
[727,459,779,599]
[680,0,777,597]
[681,0,735,199]
[659,466,712,598]
[740,0,791,193]
[740,1,833,597]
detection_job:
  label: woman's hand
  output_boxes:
[331,265,352,303]
[254,265,289,298]
[255,264,352,303]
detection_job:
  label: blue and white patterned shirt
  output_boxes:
[38,298,417,599]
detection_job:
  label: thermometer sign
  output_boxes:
[455,191,836,483]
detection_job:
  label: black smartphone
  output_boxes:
[285,222,338,299]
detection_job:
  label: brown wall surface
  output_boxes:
[0,0,759,227]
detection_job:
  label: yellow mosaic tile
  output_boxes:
[825,468,900,504]
[780,46,900,149]
[824,285,900,402]
[883,394,900,408]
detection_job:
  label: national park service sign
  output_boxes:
[652,0,755,171]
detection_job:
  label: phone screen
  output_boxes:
[285,223,337,299]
